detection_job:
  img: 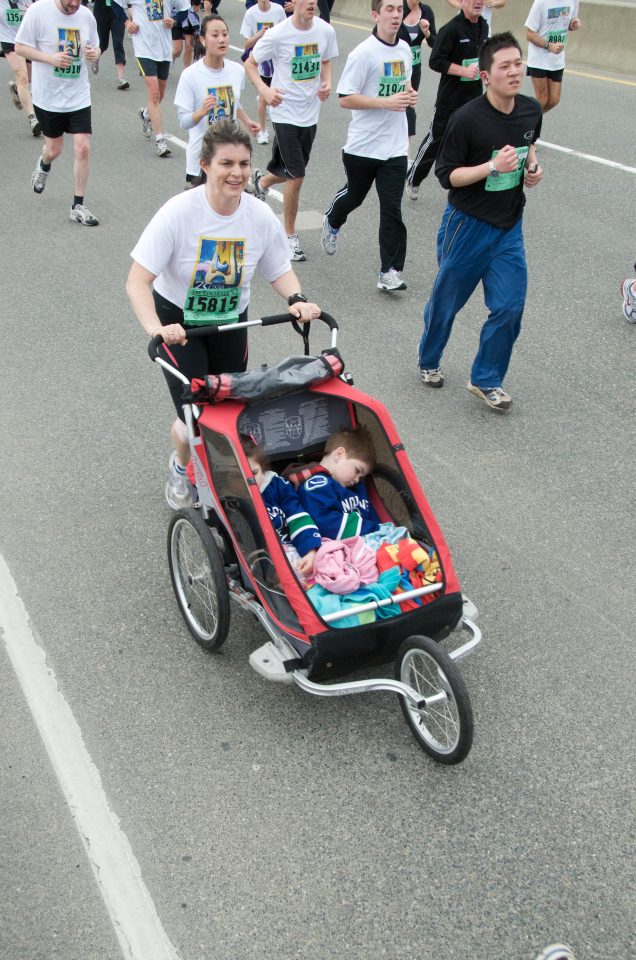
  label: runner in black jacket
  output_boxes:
[406,0,487,199]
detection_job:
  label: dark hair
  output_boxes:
[240,434,269,470]
[324,426,376,472]
[478,32,522,73]
[199,117,253,166]
[194,14,228,61]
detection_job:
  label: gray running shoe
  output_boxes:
[165,452,195,510]
[420,367,444,388]
[533,946,576,960]
[156,137,171,157]
[252,169,269,201]
[620,277,636,323]
[406,183,419,200]
[69,204,99,225]
[117,77,130,90]
[377,268,407,292]
[467,383,512,411]
[320,215,338,256]
[29,114,41,137]
[8,79,22,110]
[138,106,153,138]
[31,158,49,194]
[288,234,306,262]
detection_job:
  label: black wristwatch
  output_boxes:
[288,293,308,307]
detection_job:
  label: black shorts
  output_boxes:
[171,8,199,39]
[34,103,92,137]
[1,41,15,54]
[153,290,249,420]
[260,74,272,87]
[526,66,564,81]
[268,122,316,180]
[137,57,170,80]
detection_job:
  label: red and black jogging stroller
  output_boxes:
[150,314,481,764]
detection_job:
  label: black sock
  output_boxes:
[40,159,51,172]
[73,195,84,208]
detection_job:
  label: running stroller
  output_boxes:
[151,314,481,763]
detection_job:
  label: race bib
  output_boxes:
[291,43,320,82]
[54,27,81,78]
[145,0,164,21]
[5,8,23,25]
[378,60,406,97]
[411,45,421,67]
[184,238,244,326]
[207,84,234,123]
[485,146,529,192]
[460,57,479,81]
[547,29,567,43]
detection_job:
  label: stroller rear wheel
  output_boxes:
[168,508,230,650]
[395,635,473,763]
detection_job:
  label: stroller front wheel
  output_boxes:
[168,508,230,651]
[395,635,473,764]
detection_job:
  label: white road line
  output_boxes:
[538,138,636,174]
[0,555,181,960]
[165,133,285,202]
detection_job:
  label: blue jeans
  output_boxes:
[418,205,528,389]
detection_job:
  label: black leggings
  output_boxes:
[93,0,126,64]
[153,290,249,421]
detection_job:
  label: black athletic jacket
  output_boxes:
[429,11,488,113]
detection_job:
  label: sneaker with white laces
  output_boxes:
[117,77,130,90]
[29,114,41,137]
[165,452,196,510]
[8,79,22,110]
[252,168,269,201]
[256,128,269,144]
[406,183,419,200]
[138,106,153,139]
[533,945,576,960]
[69,204,99,226]
[31,158,49,194]
[620,277,636,323]
[377,268,407,292]
[320,215,338,256]
[420,367,444,388]
[156,138,171,157]
[288,234,306,262]
[467,382,512,411]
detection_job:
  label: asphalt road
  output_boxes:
[0,5,634,959]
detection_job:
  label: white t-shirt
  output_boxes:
[240,2,286,78]
[131,189,292,325]
[15,0,98,112]
[252,15,338,127]
[0,0,32,44]
[128,0,171,63]
[168,0,190,14]
[525,0,579,70]
[174,59,245,176]
[338,33,411,161]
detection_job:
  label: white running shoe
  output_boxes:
[256,128,269,144]
[165,452,195,510]
[377,268,407,292]
[320,216,338,256]
[288,234,307,262]
[29,114,41,137]
[620,277,636,323]
[31,158,49,194]
[533,945,576,960]
[252,169,269,200]
[467,383,512,411]
[117,77,130,90]
[139,107,153,139]
[406,183,419,200]
[8,80,22,110]
[69,204,99,226]
[420,367,444,388]
[156,138,171,157]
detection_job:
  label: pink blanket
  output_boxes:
[313,537,379,595]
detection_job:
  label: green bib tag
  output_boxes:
[5,8,24,25]
[485,146,529,192]
[378,60,406,97]
[54,27,82,78]
[547,29,567,43]
[207,84,235,123]
[184,238,244,327]
[291,43,320,81]
[411,45,421,67]
[460,57,479,81]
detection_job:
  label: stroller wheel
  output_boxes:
[168,508,230,650]
[395,635,473,764]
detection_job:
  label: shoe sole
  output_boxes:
[290,254,307,262]
[31,125,41,137]
[70,215,99,225]
[467,383,512,411]
[377,284,407,292]
[118,83,130,90]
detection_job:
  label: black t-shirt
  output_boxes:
[435,93,543,230]
[429,12,488,113]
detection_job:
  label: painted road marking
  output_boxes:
[538,139,636,174]
[0,555,181,960]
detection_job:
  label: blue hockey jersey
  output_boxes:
[298,470,381,540]
[260,472,321,557]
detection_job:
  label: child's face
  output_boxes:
[330,449,371,488]
[247,455,264,486]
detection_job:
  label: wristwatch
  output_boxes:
[488,159,500,178]
[288,293,308,307]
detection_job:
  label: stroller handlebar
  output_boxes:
[148,312,338,361]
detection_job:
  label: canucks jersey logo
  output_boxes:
[305,475,328,490]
